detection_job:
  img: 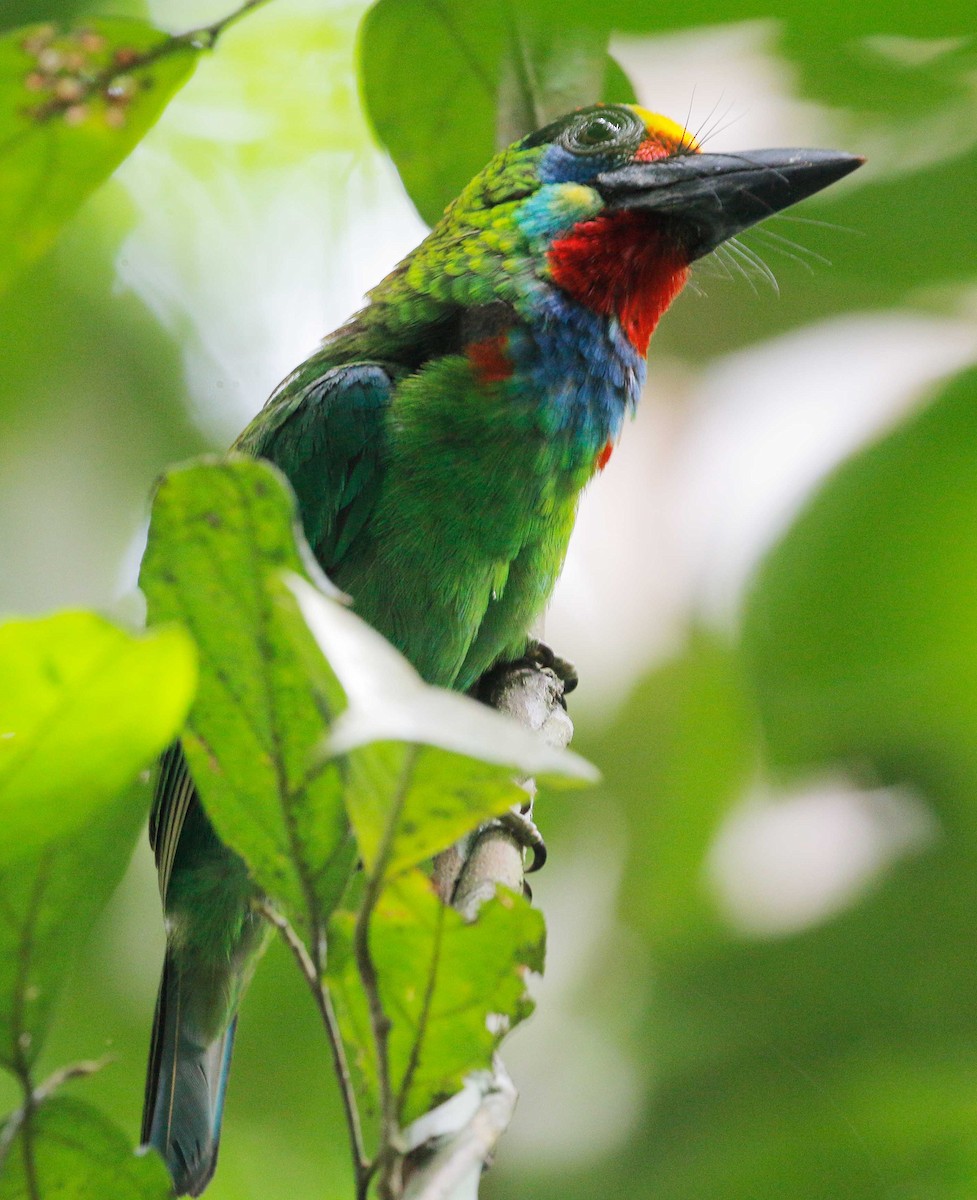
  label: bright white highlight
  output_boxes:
[707,778,937,936]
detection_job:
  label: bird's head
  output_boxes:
[391,104,862,357]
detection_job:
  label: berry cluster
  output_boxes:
[21,24,142,128]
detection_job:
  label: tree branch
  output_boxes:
[454,664,572,917]
[407,661,573,1199]
[402,1062,518,1200]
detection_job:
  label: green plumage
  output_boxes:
[228,138,601,690]
[238,353,582,689]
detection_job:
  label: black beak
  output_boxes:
[595,149,864,260]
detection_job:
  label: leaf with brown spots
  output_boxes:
[0,17,197,295]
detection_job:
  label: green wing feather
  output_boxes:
[236,361,394,573]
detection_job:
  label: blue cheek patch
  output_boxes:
[515,183,603,242]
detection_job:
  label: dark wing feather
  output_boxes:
[149,743,197,903]
[237,361,394,574]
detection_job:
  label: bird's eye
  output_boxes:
[561,107,644,157]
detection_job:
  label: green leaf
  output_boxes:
[323,912,380,1127]
[0,776,157,1072]
[359,0,633,224]
[288,575,596,878]
[495,20,614,147]
[140,456,356,933]
[0,18,198,295]
[384,874,544,1123]
[0,613,195,869]
[0,1094,172,1199]
[0,611,192,1092]
[602,53,638,105]
[326,870,544,1125]
[527,0,974,37]
[359,0,502,225]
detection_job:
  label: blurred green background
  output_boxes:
[2,0,977,1196]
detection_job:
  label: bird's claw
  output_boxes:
[523,640,578,696]
[486,807,547,874]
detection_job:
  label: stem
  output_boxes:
[34,1058,111,1103]
[354,745,420,1200]
[0,1060,110,1192]
[19,1075,39,1200]
[1,864,48,1197]
[255,899,370,1193]
[184,0,278,50]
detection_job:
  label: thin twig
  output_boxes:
[354,745,420,1200]
[254,899,370,1192]
[34,1057,112,1103]
[0,1058,111,1187]
[0,1072,38,1199]
[185,0,277,49]
[18,1074,39,1200]
[1,863,50,1198]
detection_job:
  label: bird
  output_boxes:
[142,103,862,1195]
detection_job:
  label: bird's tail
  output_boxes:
[141,951,236,1197]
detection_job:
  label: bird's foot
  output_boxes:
[522,640,578,696]
[483,805,547,874]
[473,642,577,710]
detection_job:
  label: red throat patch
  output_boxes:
[547,211,689,356]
